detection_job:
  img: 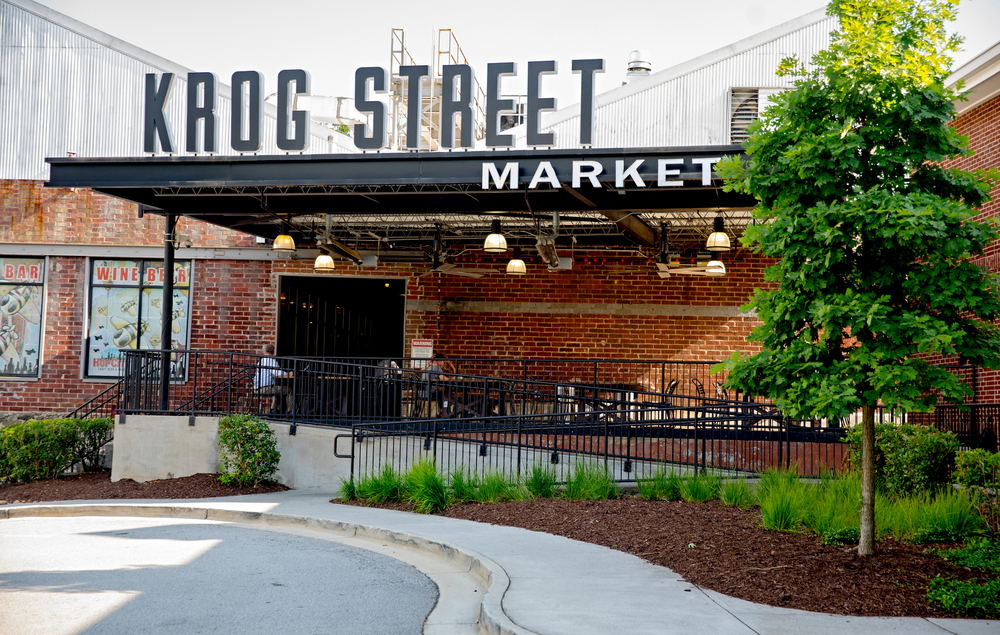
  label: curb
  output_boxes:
[1,503,534,635]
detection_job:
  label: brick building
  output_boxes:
[1,0,997,420]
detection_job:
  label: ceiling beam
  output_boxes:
[597,209,656,246]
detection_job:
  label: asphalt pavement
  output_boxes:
[1,490,997,635]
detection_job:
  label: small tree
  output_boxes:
[718,0,1000,556]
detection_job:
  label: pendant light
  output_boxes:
[272,223,296,253]
[506,247,526,275]
[706,213,731,251]
[707,260,727,277]
[483,219,508,253]
[314,253,335,271]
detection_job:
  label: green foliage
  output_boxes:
[954,449,1000,489]
[758,475,811,531]
[337,477,358,501]
[717,0,1000,423]
[926,577,1000,619]
[933,538,1000,575]
[844,423,960,496]
[719,479,756,508]
[912,489,986,543]
[805,472,861,537]
[217,414,281,488]
[476,471,519,503]
[524,464,557,499]
[876,490,927,540]
[563,463,618,501]
[449,469,480,503]
[405,460,451,514]
[823,527,860,546]
[73,418,114,472]
[637,469,686,501]
[356,464,406,504]
[756,467,800,501]
[0,419,79,483]
[681,473,721,503]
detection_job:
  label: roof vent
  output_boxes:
[730,89,759,146]
[625,50,651,84]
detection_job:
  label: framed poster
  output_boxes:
[86,259,192,379]
[0,257,45,378]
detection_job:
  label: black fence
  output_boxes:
[107,349,851,480]
[95,350,995,482]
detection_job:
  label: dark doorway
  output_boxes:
[277,276,406,358]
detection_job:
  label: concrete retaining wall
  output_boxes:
[110,415,352,491]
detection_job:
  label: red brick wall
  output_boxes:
[0,179,771,412]
[1,180,257,248]
[928,93,1000,402]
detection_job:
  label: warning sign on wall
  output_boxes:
[411,339,434,359]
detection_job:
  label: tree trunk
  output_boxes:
[858,402,876,557]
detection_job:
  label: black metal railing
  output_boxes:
[910,404,1000,453]
[118,349,854,479]
[67,378,125,419]
[116,349,998,481]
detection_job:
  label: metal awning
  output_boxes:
[46,145,756,260]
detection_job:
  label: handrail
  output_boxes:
[67,378,124,419]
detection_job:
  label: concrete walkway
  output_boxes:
[1,490,996,635]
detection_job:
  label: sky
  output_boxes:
[32,0,1000,108]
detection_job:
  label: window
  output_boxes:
[86,259,192,379]
[0,257,45,378]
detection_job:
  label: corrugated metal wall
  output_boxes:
[0,0,347,181]
[513,16,836,149]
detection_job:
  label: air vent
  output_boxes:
[730,89,759,146]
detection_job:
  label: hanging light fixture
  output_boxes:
[506,247,526,275]
[314,253,335,271]
[707,260,727,277]
[272,224,296,253]
[483,219,508,253]
[706,213,731,251]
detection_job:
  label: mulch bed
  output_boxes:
[0,471,288,503]
[347,496,994,618]
[2,471,994,617]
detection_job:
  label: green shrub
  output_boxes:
[758,475,810,531]
[449,469,480,503]
[525,464,557,499]
[719,479,755,508]
[337,477,358,501]
[933,538,1000,575]
[357,464,406,504]
[405,460,451,514]
[662,471,684,501]
[564,463,618,500]
[756,467,799,502]
[478,471,518,503]
[681,473,721,503]
[876,491,926,540]
[0,419,79,483]
[912,489,986,544]
[822,527,860,545]
[217,414,281,488]
[954,449,1000,489]
[926,577,1000,619]
[637,468,667,500]
[844,423,960,496]
[806,472,860,538]
[73,417,114,472]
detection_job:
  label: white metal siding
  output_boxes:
[0,0,345,181]
[513,16,836,149]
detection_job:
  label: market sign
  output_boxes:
[144,60,606,154]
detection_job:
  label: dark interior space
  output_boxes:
[277,275,406,358]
